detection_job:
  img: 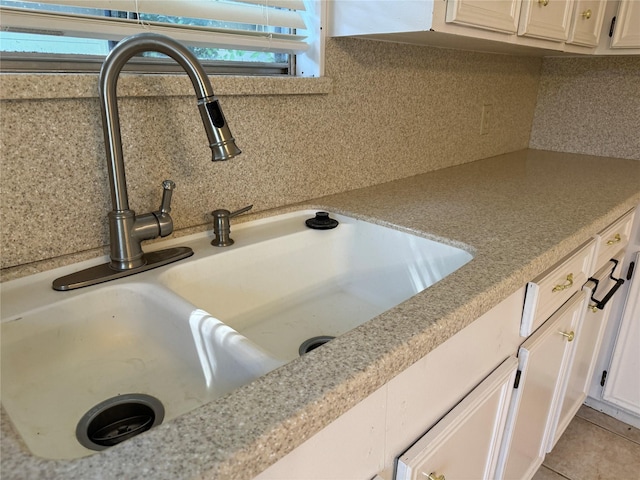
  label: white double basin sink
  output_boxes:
[0,210,472,460]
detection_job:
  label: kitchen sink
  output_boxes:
[159,210,473,362]
[0,282,279,460]
[1,209,471,460]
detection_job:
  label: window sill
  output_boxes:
[0,73,333,100]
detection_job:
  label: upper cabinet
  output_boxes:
[518,0,576,41]
[446,0,523,33]
[567,0,608,46]
[328,0,639,55]
[610,0,640,48]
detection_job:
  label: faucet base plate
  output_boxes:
[52,247,193,291]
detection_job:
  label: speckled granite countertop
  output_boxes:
[2,149,640,479]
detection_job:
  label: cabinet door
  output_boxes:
[603,251,640,415]
[546,257,624,451]
[497,291,585,480]
[567,0,606,46]
[611,0,640,48]
[518,0,575,41]
[396,357,518,480]
[446,0,522,33]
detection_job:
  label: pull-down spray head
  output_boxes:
[198,95,241,161]
[99,32,241,213]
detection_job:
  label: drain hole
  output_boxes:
[90,408,153,446]
[76,394,164,451]
[299,336,335,356]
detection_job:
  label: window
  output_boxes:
[0,0,320,76]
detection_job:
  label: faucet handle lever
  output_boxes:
[159,180,176,214]
[229,204,253,218]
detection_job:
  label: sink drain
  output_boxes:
[299,336,335,356]
[76,393,164,451]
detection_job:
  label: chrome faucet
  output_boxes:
[53,33,241,291]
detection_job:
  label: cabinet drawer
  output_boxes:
[396,357,518,480]
[594,209,635,271]
[521,239,595,336]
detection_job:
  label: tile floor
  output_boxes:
[533,405,640,480]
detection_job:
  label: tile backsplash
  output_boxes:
[1,38,542,277]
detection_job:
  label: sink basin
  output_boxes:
[1,209,471,460]
[159,210,473,362]
[0,282,279,460]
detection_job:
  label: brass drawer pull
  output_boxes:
[538,0,550,5]
[552,273,574,292]
[425,473,445,480]
[606,233,621,245]
[581,9,592,19]
[559,331,575,342]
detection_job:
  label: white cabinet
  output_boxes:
[254,207,639,480]
[446,0,523,33]
[603,251,640,416]
[497,291,587,480]
[329,0,612,55]
[396,357,518,480]
[593,208,635,270]
[518,0,576,41]
[586,207,640,427]
[567,0,608,46]
[543,211,635,448]
[547,254,625,451]
[255,288,525,480]
[611,0,640,48]
[500,208,637,479]
[521,240,595,336]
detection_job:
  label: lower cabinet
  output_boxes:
[253,208,637,480]
[586,207,640,426]
[497,290,587,480]
[254,288,525,480]
[587,245,640,425]
[601,251,640,417]
[396,357,518,480]
[546,255,624,451]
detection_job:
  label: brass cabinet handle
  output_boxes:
[559,330,575,342]
[606,233,621,245]
[552,273,574,292]
[425,474,445,480]
[538,0,550,5]
[581,9,592,19]
[589,304,598,313]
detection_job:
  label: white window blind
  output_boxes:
[0,0,311,54]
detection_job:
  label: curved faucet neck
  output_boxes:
[98,33,217,212]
